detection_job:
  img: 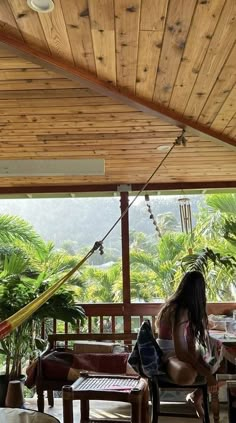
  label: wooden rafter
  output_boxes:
[0,181,235,195]
[0,32,235,151]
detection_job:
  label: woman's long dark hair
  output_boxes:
[158,271,208,347]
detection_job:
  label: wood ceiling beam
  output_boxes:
[0,181,235,195]
[0,33,235,151]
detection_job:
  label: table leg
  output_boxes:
[141,384,150,423]
[80,399,90,423]
[63,397,73,423]
[63,385,74,423]
[37,389,44,413]
[131,397,142,423]
[47,390,54,407]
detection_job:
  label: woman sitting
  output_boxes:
[156,270,218,419]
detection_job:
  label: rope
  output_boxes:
[0,136,183,339]
[101,140,177,243]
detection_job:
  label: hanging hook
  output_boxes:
[175,129,187,146]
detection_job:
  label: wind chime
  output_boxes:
[178,197,193,254]
[178,197,192,234]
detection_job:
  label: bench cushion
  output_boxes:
[26,351,130,388]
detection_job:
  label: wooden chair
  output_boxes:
[227,380,236,423]
[149,374,210,423]
[216,374,236,423]
[128,320,210,423]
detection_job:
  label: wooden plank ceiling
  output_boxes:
[0,0,235,191]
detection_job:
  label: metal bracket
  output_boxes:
[117,184,132,192]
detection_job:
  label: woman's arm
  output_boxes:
[173,309,217,386]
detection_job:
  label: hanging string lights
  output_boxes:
[145,194,162,237]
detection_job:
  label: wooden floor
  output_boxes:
[24,397,228,422]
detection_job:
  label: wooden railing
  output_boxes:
[42,302,236,347]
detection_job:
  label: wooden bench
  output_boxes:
[35,332,138,412]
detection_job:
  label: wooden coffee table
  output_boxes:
[62,373,149,423]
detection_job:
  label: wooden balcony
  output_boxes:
[33,301,234,422]
[43,302,236,345]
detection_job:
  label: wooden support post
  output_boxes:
[120,192,132,338]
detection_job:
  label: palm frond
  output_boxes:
[223,219,236,246]
[0,215,44,249]
[158,232,188,262]
[32,290,86,324]
[181,247,236,273]
[0,253,29,278]
[195,209,223,239]
[130,251,159,273]
[206,193,236,215]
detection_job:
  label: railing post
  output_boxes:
[120,191,131,339]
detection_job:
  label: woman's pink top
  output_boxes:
[157,315,193,361]
[156,317,175,360]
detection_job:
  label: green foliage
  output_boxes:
[130,232,189,300]
[206,193,236,215]
[155,212,179,234]
[180,194,236,301]
[0,261,85,379]
[0,215,44,249]
[181,247,236,274]
[80,263,122,303]
[223,219,236,246]
[128,196,236,302]
[0,215,85,380]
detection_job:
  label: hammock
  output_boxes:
[0,136,184,340]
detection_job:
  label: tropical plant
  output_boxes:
[0,260,85,380]
[0,214,44,248]
[79,263,122,303]
[0,216,85,381]
[181,194,236,300]
[155,212,179,234]
[181,245,236,270]
[195,194,236,242]
[130,232,190,299]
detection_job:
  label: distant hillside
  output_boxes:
[0,195,204,252]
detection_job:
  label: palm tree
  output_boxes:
[181,194,236,301]
[0,246,85,380]
[155,212,179,235]
[195,194,236,243]
[130,232,190,300]
[0,215,86,380]
[79,263,122,303]
[0,214,44,248]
